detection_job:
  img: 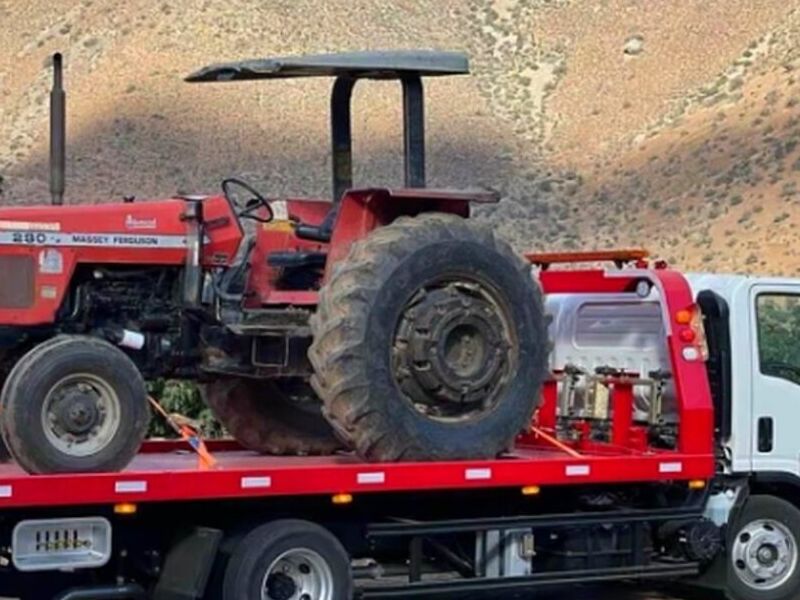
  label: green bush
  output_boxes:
[147,380,224,439]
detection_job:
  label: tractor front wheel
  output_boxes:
[309,213,548,461]
[1,336,150,474]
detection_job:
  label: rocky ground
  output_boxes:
[2,1,800,273]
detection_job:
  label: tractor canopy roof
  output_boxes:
[185,50,470,202]
[184,50,469,82]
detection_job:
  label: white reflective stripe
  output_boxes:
[659,462,683,474]
[566,465,591,477]
[465,468,492,481]
[0,231,188,248]
[0,485,12,498]
[115,481,147,493]
[241,476,272,489]
[357,472,385,485]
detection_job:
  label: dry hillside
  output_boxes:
[1,0,799,274]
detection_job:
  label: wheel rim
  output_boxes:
[732,518,798,591]
[40,373,121,458]
[392,277,516,422]
[261,547,334,600]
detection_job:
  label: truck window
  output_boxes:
[573,301,664,349]
[756,294,800,385]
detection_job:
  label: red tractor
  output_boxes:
[0,51,547,473]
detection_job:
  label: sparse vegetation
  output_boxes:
[2,0,800,282]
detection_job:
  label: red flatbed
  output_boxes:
[0,439,714,509]
[0,264,721,599]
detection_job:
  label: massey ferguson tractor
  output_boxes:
[0,51,547,474]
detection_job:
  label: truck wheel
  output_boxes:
[201,379,342,455]
[0,383,8,462]
[0,349,23,463]
[727,495,800,600]
[223,519,352,600]
[1,336,150,474]
[309,213,547,461]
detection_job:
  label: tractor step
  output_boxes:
[227,308,312,335]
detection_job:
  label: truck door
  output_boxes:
[750,285,800,476]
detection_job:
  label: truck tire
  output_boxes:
[0,336,150,474]
[0,383,8,463]
[309,213,547,461]
[727,495,800,600]
[0,349,23,463]
[201,379,342,455]
[222,519,353,600]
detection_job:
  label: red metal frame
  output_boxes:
[530,265,714,457]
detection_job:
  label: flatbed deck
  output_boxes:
[0,440,714,509]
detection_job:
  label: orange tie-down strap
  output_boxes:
[530,426,583,458]
[147,396,218,470]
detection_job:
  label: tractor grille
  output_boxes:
[0,256,35,308]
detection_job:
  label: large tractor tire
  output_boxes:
[1,336,151,474]
[309,213,548,461]
[201,379,342,455]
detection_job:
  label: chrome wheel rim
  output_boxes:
[732,518,798,591]
[40,373,121,457]
[261,548,334,600]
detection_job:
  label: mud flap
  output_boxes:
[153,527,223,600]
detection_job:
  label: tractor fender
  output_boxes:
[324,187,499,276]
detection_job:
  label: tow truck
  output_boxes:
[0,250,796,600]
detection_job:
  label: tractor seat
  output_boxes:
[267,250,327,269]
[292,205,339,242]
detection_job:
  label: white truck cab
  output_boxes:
[688,274,800,480]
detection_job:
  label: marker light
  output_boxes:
[332,493,353,505]
[114,503,138,515]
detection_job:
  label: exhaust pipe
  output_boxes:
[50,52,65,205]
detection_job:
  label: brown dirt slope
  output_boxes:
[1,0,799,274]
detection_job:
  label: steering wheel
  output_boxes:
[221,178,274,223]
[762,361,800,383]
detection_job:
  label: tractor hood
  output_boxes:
[0,198,189,240]
[0,196,242,263]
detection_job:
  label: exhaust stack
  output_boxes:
[49,53,65,206]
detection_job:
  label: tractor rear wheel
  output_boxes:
[309,213,548,461]
[201,379,342,455]
[1,336,150,474]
